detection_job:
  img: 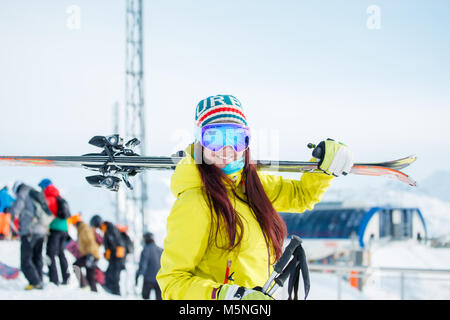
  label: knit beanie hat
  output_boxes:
[194,94,248,128]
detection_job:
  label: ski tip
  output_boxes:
[406,175,418,187]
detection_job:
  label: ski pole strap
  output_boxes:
[262,235,303,293]
[287,244,310,300]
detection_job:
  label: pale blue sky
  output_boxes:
[0,0,449,216]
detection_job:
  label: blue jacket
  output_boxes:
[0,188,14,213]
[137,241,162,283]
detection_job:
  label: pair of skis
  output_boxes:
[0,135,417,191]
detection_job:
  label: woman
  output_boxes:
[156,94,353,300]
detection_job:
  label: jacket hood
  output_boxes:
[17,184,31,199]
[44,185,60,198]
[170,144,243,198]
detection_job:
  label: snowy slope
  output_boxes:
[363,241,450,299]
[274,272,368,300]
[0,240,129,300]
[3,238,449,300]
[0,239,367,300]
[1,168,449,300]
[414,170,450,203]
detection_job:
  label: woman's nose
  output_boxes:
[220,145,235,155]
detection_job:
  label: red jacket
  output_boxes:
[43,185,60,217]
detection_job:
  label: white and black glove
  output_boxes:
[217,284,273,300]
[311,139,354,177]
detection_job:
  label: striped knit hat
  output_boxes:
[195,94,248,128]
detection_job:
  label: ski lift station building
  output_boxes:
[279,202,427,260]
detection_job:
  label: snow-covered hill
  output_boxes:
[412,170,450,203]
[1,169,450,300]
[364,241,450,299]
[322,181,450,239]
[0,239,368,300]
[2,238,450,300]
[0,240,125,300]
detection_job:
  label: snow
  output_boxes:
[1,169,450,300]
[0,240,131,300]
[274,272,369,300]
[0,236,368,300]
[363,241,450,300]
[2,237,450,300]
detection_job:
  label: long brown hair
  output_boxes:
[195,145,287,261]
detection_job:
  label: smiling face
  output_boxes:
[197,120,248,169]
[202,145,245,169]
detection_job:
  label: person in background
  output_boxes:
[0,186,14,213]
[10,181,52,290]
[71,214,100,292]
[116,224,134,258]
[90,214,125,296]
[0,186,15,240]
[38,178,71,286]
[136,232,163,300]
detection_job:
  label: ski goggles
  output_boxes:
[196,123,251,152]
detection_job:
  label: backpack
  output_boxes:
[56,196,71,219]
[29,189,52,216]
[120,231,134,255]
[28,189,53,229]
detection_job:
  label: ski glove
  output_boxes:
[313,139,354,177]
[217,284,274,300]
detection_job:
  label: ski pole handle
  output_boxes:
[267,258,299,296]
[273,235,302,274]
[262,235,302,293]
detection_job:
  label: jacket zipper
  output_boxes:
[224,259,232,284]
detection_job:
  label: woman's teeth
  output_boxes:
[218,155,233,161]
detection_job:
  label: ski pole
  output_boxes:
[262,235,302,293]
[266,244,307,296]
[266,256,299,296]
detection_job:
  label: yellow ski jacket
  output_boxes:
[156,145,334,300]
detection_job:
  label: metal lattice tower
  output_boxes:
[125,0,148,235]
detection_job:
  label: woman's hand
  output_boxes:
[312,139,354,177]
[217,284,274,300]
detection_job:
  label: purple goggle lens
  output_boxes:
[198,123,250,152]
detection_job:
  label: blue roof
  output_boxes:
[280,206,427,248]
